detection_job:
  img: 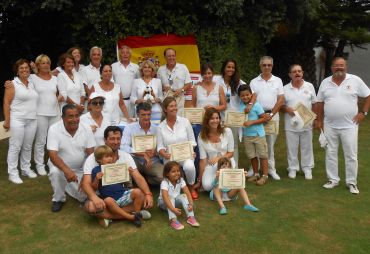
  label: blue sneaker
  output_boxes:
[219,207,227,215]
[243,204,259,212]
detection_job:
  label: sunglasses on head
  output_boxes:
[91,100,104,106]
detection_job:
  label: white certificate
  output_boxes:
[183,108,204,124]
[219,168,245,189]
[132,135,156,153]
[294,102,317,127]
[169,141,193,162]
[0,121,11,140]
[264,121,279,135]
[101,163,129,186]
[225,111,248,127]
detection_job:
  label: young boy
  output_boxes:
[91,145,143,227]
[238,85,269,186]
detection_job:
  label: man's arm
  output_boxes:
[130,169,153,208]
[271,94,285,116]
[314,102,324,129]
[49,150,78,182]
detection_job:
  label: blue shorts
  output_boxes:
[115,189,133,207]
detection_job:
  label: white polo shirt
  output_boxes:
[159,177,186,200]
[317,74,370,129]
[250,74,284,120]
[47,120,96,170]
[156,116,197,153]
[11,77,38,119]
[111,61,139,98]
[284,81,317,132]
[157,63,192,90]
[83,150,137,175]
[81,63,101,89]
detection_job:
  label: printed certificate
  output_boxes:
[101,163,129,186]
[225,111,248,127]
[294,102,317,127]
[0,121,11,140]
[219,168,245,189]
[132,135,156,153]
[264,121,279,135]
[183,108,204,124]
[169,141,193,162]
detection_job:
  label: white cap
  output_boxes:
[89,92,105,101]
[290,111,304,130]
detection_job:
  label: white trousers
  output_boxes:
[124,99,134,118]
[180,159,196,185]
[202,158,236,191]
[158,194,194,220]
[285,130,314,172]
[34,115,60,170]
[266,134,277,173]
[324,125,358,185]
[7,117,37,176]
[48,163,86,202]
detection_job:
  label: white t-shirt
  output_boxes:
[57,71,85,107]
[30,74,60,116]
[284,81,317,132]
[81,64,101,89]
[83,150,137,175]
[111,61,140,98]
[250,74,284,121]
[157,63,192,90]
[317,74,370,129]
[10,77,38,119]
[80,112,114,146]
[198,127,234,160]
[159,177,186,200]
[47,120,96,170]
[92,83,122,125]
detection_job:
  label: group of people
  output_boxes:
[3,44,369,230]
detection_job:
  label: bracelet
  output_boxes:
[145,192,153,196]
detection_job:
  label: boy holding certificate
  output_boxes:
[238,85,269,186]
[91,145,143,227]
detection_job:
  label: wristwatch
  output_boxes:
[181,88,185,93]
[269,113,274,117]
[360,111,368,116]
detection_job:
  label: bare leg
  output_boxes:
[260,158,268,176]
[131,188,145,213]
[251,157,259,174]
[104,197,135,221]
[213,187,225,208]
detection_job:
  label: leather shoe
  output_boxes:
[51,201,64,212]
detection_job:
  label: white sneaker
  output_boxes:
[21,170,37,178]
[348,184,359,194]
[323,181,339,189]
[304,170,313,180]
[288,170,296,179]
[268,170,281,180]
[140,210,152,220]
[9,174,23,184]
[36,167,47,176]
[246,168,254,177]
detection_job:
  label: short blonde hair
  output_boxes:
[139,60,156,77]
[94,145,113,163]
[34,54,51,74]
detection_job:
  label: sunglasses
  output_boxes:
[91,100,105,106]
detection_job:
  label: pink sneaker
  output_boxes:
[186,216,200,227]
[170,220,184,230]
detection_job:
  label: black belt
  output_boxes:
[123,97,130,100]
[264,110,272,113]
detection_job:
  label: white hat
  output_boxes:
[89,92,105,101]
[290,111,304,130]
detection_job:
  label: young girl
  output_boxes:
[210,157,259,215]
[158,161,200,230]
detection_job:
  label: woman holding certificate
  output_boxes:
[195,108,235,192]
[157,97,197,195]
[131,60,163,121]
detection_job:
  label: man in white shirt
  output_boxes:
[250,56,285,180]
[121,102,164,185]
[81,46,102,93]
[157,48,192,116]
[47,104,96,212]
[282,64,317,180]
[316,57,370,194]
[81,126,153,226]
[112,45,139,117]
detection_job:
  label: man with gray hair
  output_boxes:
[112,45,140,117]
[249,56,285,181]
[81,46,103,93]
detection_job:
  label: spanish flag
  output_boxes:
[117,34,200,73]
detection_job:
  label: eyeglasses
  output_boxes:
[226,92,231,103]
[91,100,105,106]
[261,64,272,67]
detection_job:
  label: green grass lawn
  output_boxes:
[0,117,369,254]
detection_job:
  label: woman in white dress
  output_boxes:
[131,60,163,121]
[90,64,131,125]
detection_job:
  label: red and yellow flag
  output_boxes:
[117,34,200,73]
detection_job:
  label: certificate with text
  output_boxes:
[169,141,193,162]
[0,121,11,140]
[101,163,129,186]
[224,111,248,127]
[132,135,156,153]
[264,121,279,135]
[183,108,204,124]
[219,168,245,189]
[294,102,317,127]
